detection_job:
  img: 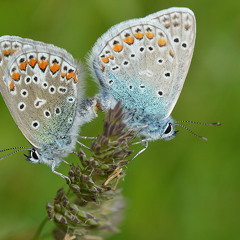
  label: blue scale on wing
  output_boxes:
[96,21,177,120]
[4,46,79,151]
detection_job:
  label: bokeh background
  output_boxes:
[0,0,239,239]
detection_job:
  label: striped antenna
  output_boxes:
[175,120,221,126]
[0,147,31,161]
[175,123,208,141]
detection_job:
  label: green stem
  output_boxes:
[32,216,49,240]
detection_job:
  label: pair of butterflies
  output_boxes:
[0,7,202,179]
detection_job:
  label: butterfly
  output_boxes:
[88,7,203,156]
[0,36,97,180]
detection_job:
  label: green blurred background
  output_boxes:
[0,0,239,239]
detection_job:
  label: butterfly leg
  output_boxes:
[61,159,71,166]
[132,138,150,145]
[76,137,97,153]
[51,161,71,183]
[131,141,148,161]
[78,136,97,140]
[76,141,91,150]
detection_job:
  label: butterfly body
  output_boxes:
[89,7,196,141]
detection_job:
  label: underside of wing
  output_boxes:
[3,44,83,150]
[147,7,196,112]
[0,36,70,90]
[89,18,178,119]
[89,8,196,120]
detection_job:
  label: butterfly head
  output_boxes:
[25,148,42,164]
[139,116,178,141]
[24,148,61,167]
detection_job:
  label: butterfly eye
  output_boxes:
[164,123,172,134]
[31,150,39,160]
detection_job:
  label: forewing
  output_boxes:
[3,45,83,150]
[89,8,196,119]
[147,7,196,113]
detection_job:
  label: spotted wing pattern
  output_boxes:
[89,8,196,120]
[0,36,56,91]
[147,7,196,114]
[3,44,83,152]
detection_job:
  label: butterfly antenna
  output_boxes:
[175,123,208,141]
[175,120,221,126]
[0,146,31,153]
[0,147,31,161]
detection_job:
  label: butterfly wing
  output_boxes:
[0,36,58,91]
[146,7,196,114]
[2,41,83,152]
[89,8,196,120]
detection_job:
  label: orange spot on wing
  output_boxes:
[158,38,166,47]
[108,55,114,59]
[12,49,17,53]
[12,72,20,81]
[101,57,109,63]
[19,61,27,71]
[3,49,11,56]
[38,60,49,71]
[134,32,143,39]
[9,81,14,91]
[146,32,154,39]
[101,65,104,72]
[73,73,78,83]
[169,50,174,57]
[113,43,123,52]
[66,71,75,80]
[124,36,134,45]
[29,58,37,67]
[61,72,67,78]
[50,62,60,74]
